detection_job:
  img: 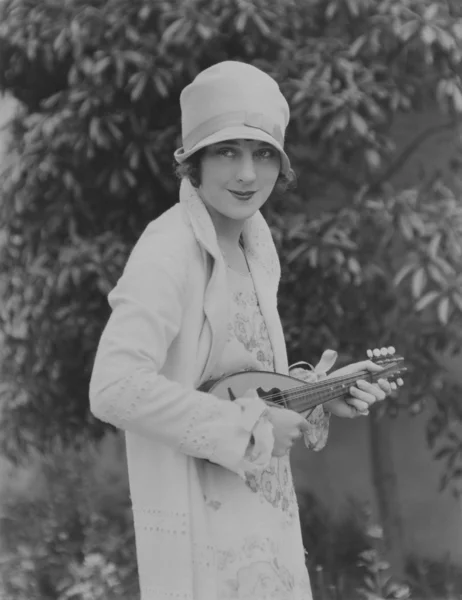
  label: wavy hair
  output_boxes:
[173,148,297,193]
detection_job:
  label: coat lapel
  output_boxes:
[242,213,289,375]
[180,179,229,382]
[179,178,289,380]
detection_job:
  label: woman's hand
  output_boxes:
[324,359,394,419]
[267,407,310,456]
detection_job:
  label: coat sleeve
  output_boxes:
[89,226,273,479]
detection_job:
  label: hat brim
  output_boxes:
[174,125,291,176]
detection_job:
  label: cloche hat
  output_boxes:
[174,61,291,176]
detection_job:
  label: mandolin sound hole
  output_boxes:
[256,387,285,406]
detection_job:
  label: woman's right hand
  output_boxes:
[267,407,310,456]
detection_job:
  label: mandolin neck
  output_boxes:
[285,369,378,413]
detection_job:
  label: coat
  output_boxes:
[89,177,328,599]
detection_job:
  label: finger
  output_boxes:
[355,380,386,401]
[377,378,392,395]
[346,395,370,414]
[298,418,311,432]
[350,384,377,405]
[363,359,385,372]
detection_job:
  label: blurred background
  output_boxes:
[0,0,462,598]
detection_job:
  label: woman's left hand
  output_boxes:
[324,359,393,418]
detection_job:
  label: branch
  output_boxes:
[368,119,459,193]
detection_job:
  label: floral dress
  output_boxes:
[202,266,314,600]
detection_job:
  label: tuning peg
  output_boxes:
[380,347,388,356]
[373,348,381,357]
[367,349,373,359]
[391,382,397,390]
[388,346,395,355]
[397,378,404,386]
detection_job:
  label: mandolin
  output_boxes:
[199,348,407,414]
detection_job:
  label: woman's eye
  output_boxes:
[217,147,236,157]
[256,148,276,159]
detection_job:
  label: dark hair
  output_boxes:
[173,147,297,193]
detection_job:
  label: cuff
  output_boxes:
[303,405,330,451]
[234,396,274,479]
[208,393,271,478]
[290,363,331,451]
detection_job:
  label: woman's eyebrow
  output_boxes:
[215,140,273,147]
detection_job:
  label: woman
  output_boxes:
[89,61,393,600]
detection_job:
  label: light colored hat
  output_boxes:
[174,61,291,176]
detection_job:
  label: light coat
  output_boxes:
[89,178,319,599]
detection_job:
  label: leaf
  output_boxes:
[349,34,366,56]
[350,112,368,137]
[196,23,213,40]
[453,22,462,41]
[131,72,147,101]
[415,290,440,311]
[325,113,348,137]
[287,242,310,264]
[235,11,249,33]
[423,4,439,21]
[421,26,437,45]
[394,263,415,286]
[437,29,455,51]
[153,74,169,98]
[399,20,420,43]
[105,120,123,141]
[398,215,413,241]
[365,148,381,169]
[92,56,111,76]
[437,296,450,324]
[123,51,147,69]
[325,1,337,20]
[161,18,184,45]
[452,293,462,313]
[252,13,271,37]
[143,147,160,175]
[346,0,360,17]
[428,264,447,286]
[452,85,462,113]
[428,233,441,258]
[411,268,427,298]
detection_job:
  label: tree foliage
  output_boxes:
[0,0,462,489]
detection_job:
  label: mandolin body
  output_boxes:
[198,352,407,414]
[199,370,317,411]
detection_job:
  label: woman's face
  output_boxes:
[198,139,281,225]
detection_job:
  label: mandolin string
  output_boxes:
[280,387,363,412]
[261,373,402,409]
[271,367,403,411]
[256,367,395,405]
[284,360,400,397]
[269,376,391,409]
[269,373,391,409]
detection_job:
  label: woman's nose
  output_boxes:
[236,154,257,182]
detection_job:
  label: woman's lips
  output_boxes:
[228,190,256,200]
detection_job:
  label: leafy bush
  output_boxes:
[0,438,138,599]
[6,455,462,600]
[299,491,411,600]
[406,555,462,599]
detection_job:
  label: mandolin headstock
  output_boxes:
[367,346,407,388]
